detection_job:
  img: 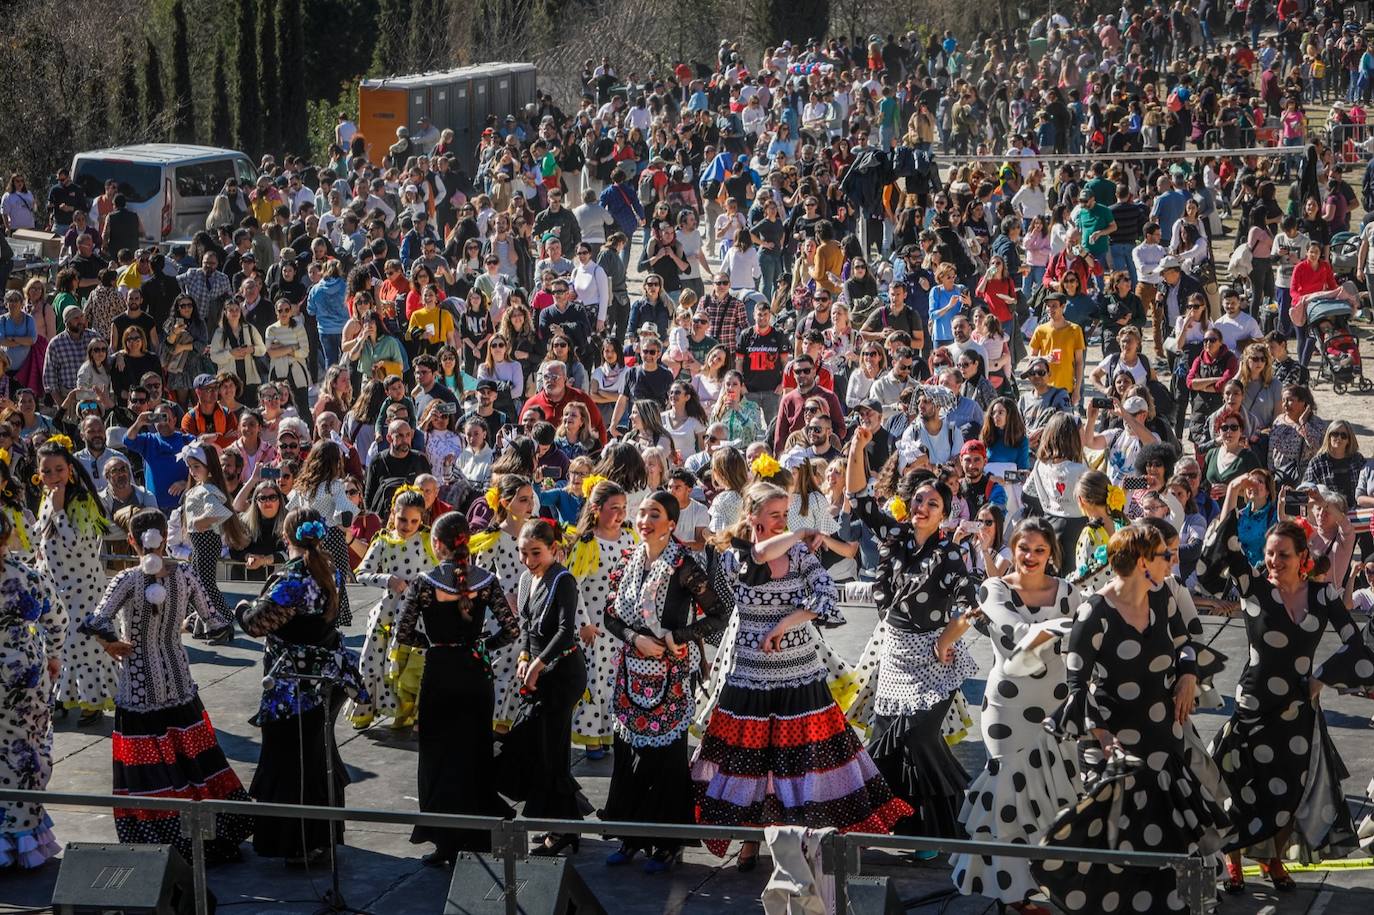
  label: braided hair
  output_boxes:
[432,511,474,622]
[282,507,340,622]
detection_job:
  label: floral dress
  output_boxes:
[952,578,1082,906]
[1200,512,1374,860]
[0,556,64,867]
[38,493,114,712]
[347,530,435,728]
[570,530,638,750]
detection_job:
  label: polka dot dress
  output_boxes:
[476,532,526,730]
[348,533,434,726]
[186,530,228,638]
[571,532,637,750]
[0,557,64,868]
[39,499,115,712]
[1198,513,1374,859]
[951,578,1082,906]
[1033,590,1230,914]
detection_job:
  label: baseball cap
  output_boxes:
[959,440,988,458]
[194,374,218,389]
[856,397,883,415]
[1020,357,1051,377]
[1122,395,1149,414]
[475,378,499,392]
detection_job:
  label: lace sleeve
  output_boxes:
[236,568,301,637]
[481,574,520,652]
[394,579,428,648]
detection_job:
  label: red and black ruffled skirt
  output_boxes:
[112,695,253,864]
[690,677,911,857]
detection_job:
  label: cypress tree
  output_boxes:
[259,0,281,156]
[372,0,406,75]
[170,0,196,143]
[143,40,168,141]
[210,52,232,149]
[117,56,140,140]
[280,0,308,155]
[233,0,262,156]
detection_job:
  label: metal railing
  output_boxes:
[0,788,1214,915]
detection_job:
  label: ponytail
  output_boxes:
[283,508,340,622]
[432,511,473,622]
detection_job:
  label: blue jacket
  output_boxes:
[599,181,644,235]
[306,276,349,334]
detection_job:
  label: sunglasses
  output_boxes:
[1154,548,1178,562]
[806,425,827,433]
[255,494,282,504]
[980,518,997,527]
[1330,431,1350,439]
[552,340,569,347]
[803,405,821,413]
[714,280,729,286]
[491,341,507,348]
[1219,424,1241,432]
[645,281,661,287]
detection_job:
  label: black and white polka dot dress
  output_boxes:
[348,533,434,727]
[1033,590,1230,914]
[952,577,1082,906]
[474,531,526,730]
[0,556,65,867]
[1199,512,1374,860]
[38,496,115,712]
[848,618,974,744]
[571,531,637,750]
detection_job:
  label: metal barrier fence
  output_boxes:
[0,788,1214,915]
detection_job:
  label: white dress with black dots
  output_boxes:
[348,533,433,725]
[180,483,232,637]
[476,531,526,729]
[39,497,115,712]
[571,531,637,749]
[951,577,1082,906]
[0,556,65,867]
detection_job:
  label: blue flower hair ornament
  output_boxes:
[295,520,327,543]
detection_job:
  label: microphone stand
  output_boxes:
[262,655,375,915]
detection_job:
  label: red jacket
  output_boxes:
[520,385,608,444]
[773,384,845,455]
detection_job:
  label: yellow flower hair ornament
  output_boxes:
[1105,484,1127,514]
[581,473,608,499]
[46,434,74,452]
[391,483,423,512]
[886,495,909,522]
[751,453,782,479]
[484,486,500,511]
[0,448,11,466]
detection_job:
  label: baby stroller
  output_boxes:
[1330,231,1361,282]
[1308,296,1372,394]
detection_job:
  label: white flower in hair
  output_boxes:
[145,582,167,605]
[140,554,163,575]
[141,529,164,550]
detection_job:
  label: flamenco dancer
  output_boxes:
[1033,523,1229,915]
[236,509,366,866]
[349,487,435,730]
[496,518,591,856]
[0,509,64,868]
[393,511,519,865]
[36,437,115,726]
[844,425,976,849]
[1200,478,1374,892]
[569,478,638,757]
[469,474,538,731]
[175,442,236,644]
[82,507,253,862]
[691,482,910,872]
[948,517,1082,914]
[600,491,731,873]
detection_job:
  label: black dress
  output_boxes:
[600,541,731,855]
[852,492,978,840]
[495,562,590,819]
[1199,512,1374,859]
[235,560,364,859]
[1033,590,1230,914]
[394,560,519,856]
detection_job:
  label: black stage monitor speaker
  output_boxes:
[844,876,902,915]
[444,852,605,915]
[51,843,214,915]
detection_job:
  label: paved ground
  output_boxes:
[8,153,1374,913]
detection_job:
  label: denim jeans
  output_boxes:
[1108,243,1137,284]
[320,332,342,375]
[760,250,784,300]
[1021,265,1046,300]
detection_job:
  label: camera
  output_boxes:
[1002,468,1024,483]
[1090,396,1114,410]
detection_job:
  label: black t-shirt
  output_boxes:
[624,364,675,404]
[723,174,752,208]
[735,326,788,392]
[112,311,158,349]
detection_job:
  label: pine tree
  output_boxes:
[170,0,196,143]
[117,56,140,141]
[143,40,168,141]
[280,0,308,155]
[259,0,281,156]
[372,0,406,75]
[233,0,261,156]
[210,52,232,149]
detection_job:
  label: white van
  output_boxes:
[70,144,257,243]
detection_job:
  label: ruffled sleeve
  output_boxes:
[1313,582,1374,690]
[1046,596,1110,740]
[1198,509,1256,598]
[793,542,842,626]
[851,489,907,543]
[1164,585,1198,680]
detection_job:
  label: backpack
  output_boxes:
[1227,241,1254,279]
[637,168,658,206]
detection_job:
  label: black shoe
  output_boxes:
[736,850,759,873]
[530,834,579,857]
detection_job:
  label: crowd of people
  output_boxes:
[5,4,1374,912]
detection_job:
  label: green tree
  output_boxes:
[143,40,168,141]
[117,55,140,140]
[372,0,406,75]
[234,0,262,156]
[210,51,233,148]
[281,0,309,154]
[170,0,196,143]
[260,0,281,155]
